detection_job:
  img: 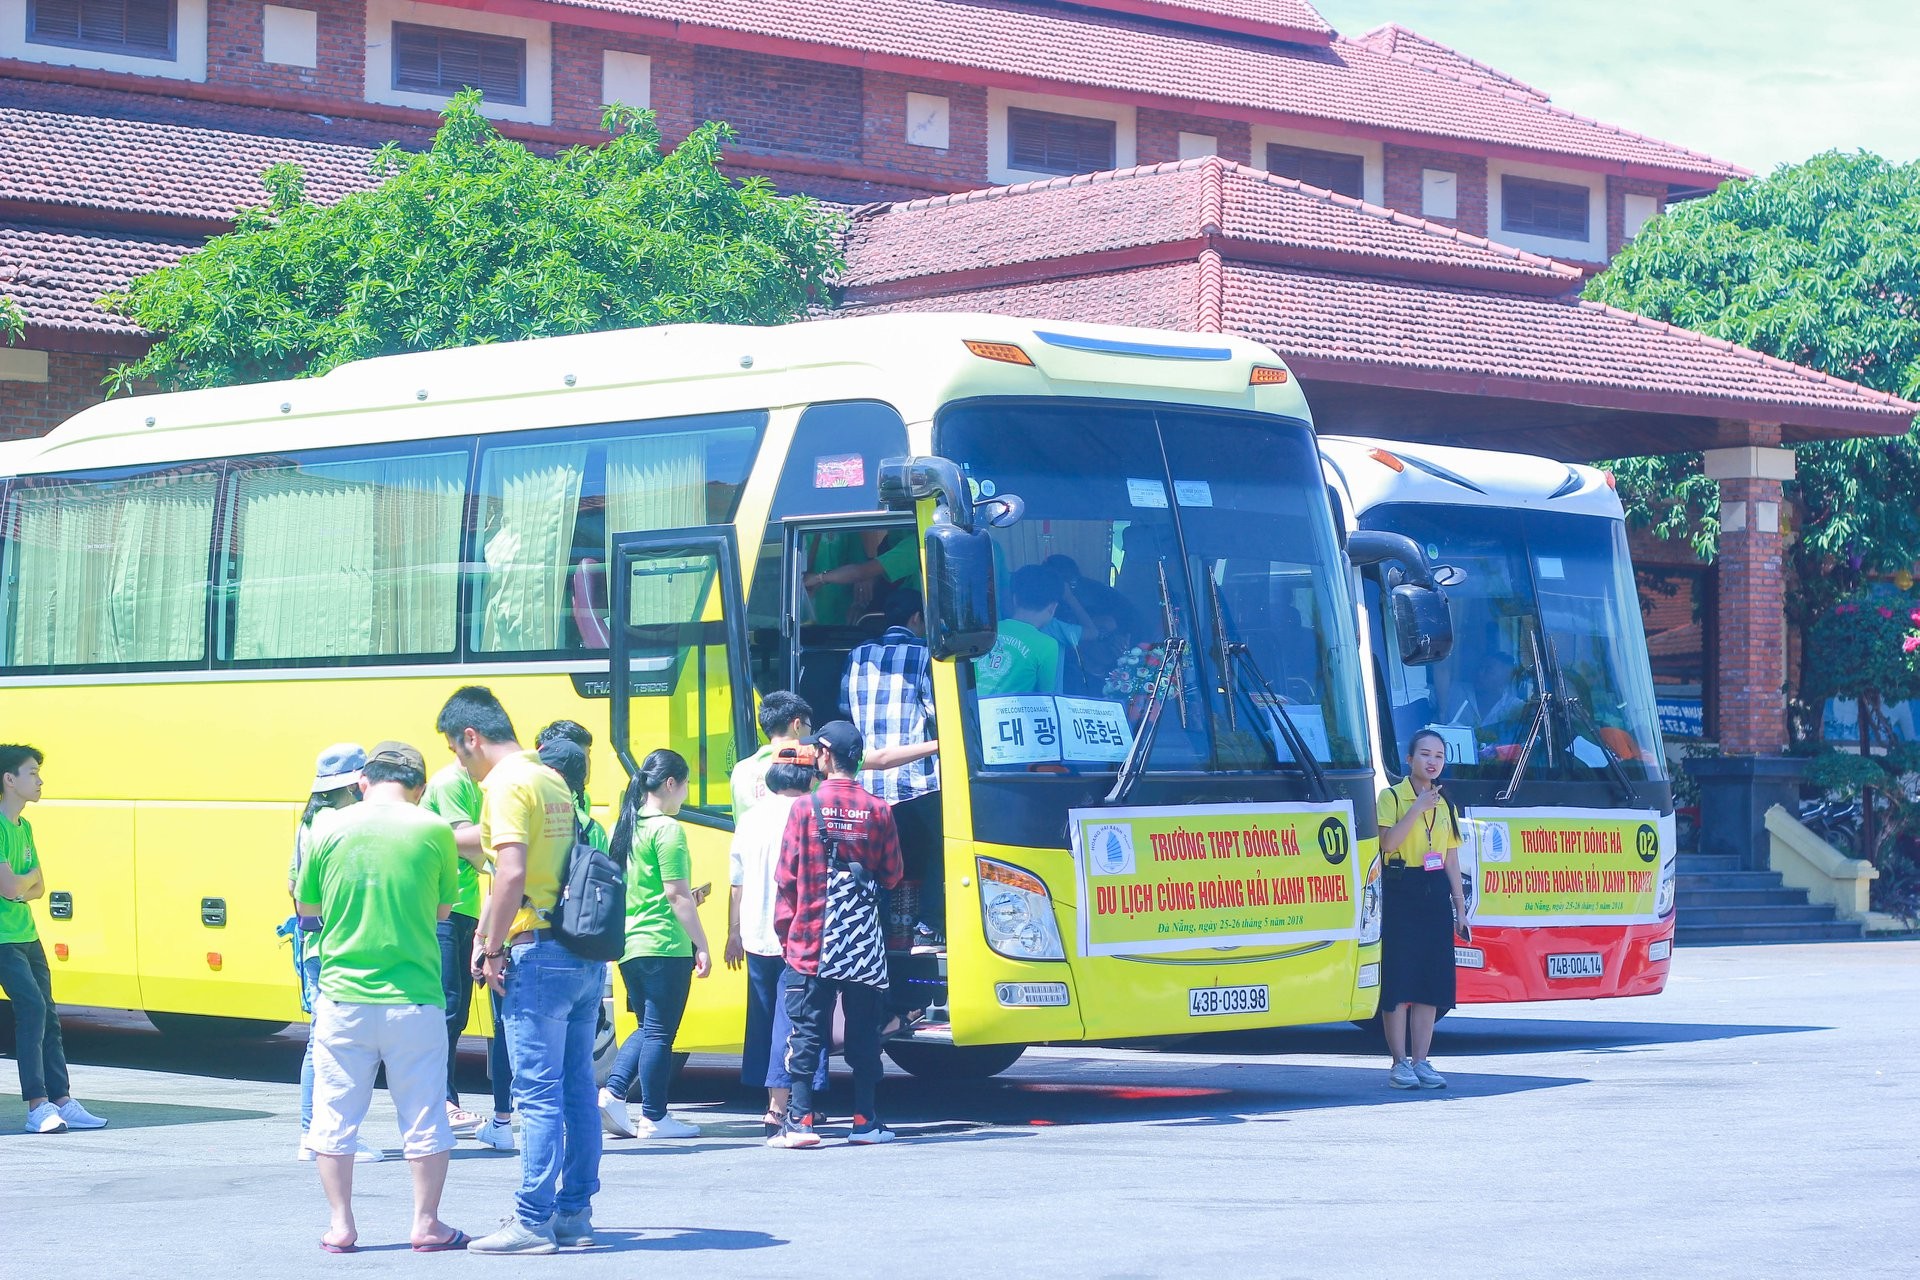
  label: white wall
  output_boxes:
[364,0,552,126]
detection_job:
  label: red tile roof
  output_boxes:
[843,158,1583,296]
[1352,24,1551,102]
[533,0,1742,180]
[0,223,195,335]
[1061,0,1332,43]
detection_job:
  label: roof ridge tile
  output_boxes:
[1353,22,1552,102]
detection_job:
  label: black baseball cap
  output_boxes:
[813,720,864,767]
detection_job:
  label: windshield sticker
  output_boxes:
[1536,555,1566,579]
[1056,696,1134,763]
[1268,705,1331,762]
[1173,479,1214,507]
[979,695,1135,766]
[1426,722,1477,765]
[814,453,866,489]
[1068,800,1362,956]
[1126,477,1169,508]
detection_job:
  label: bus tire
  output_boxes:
[145,1011,290,1040]
[883,1041,1025,1080]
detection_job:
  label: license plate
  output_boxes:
[1189,984,1269,1017]
[1546,952,1605,979]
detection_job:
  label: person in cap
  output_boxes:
[770,721,904,1148]
[285,742,379,1162]
[294,741,467,1253]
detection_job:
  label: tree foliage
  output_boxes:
[1585,151,1920,584]
[104,92,845,391]
[1,293,21,345]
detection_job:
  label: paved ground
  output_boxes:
[4,941,1916,1279]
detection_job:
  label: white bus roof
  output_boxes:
[23,313,1308,476]
[1320,435,1623,520]
[0,438,43,475]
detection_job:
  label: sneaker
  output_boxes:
[472,1115,516,1151]
[56,1099,107,1130]
[446,1106,485,1138]
[849,1114,896,1145]
[596,1088,636,1139]
[635,1112,701,1139]
[1388,1059,1419,1090]
[766,1113,821,1149]
[1412,1060,1448,1090]
[468,1216,558,1256]
[910,923,945,955]
[299,1139,387,1163]
[24,1102,68,1134]
[551,1210,594,1248]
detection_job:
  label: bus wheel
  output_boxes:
[145,1011,290,1040]
[884,1041,1026,1080]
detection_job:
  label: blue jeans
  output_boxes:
[502,938,603,1227]
[742,953,828,1093]
[298,955,321,1131]
[0,939,69,1103]
[606,954,693,1120]
[437,913,478,1106]
[488,987,513,1116]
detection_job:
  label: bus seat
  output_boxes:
[572,557,610,650]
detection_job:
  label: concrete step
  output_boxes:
[1676,920,1865,945]
[1676,853,1743,874]
[1677,887,1817,909]
[1677,870,1785,892]
[1679,903,1838,926]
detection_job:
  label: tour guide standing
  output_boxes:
[1375,728,1469,1090]
[771,721,904,1148]
[295,741,466,1253]
[0,745,107,1135]
[441,686,601,1255]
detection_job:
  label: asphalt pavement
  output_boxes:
[3,940,1916,1279]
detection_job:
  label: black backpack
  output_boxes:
[551,821,626,963]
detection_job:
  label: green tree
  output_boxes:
[1585,151,1920,590]
[104,91,844,391]
[1,294,21,345]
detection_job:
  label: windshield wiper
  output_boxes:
[1542,637,1642,806]
[1495,630,1554,803]
[1496,632,1640,805]
[1104,560,1187,806]
[1205,561,1331,802]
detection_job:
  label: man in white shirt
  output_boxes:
[723,760,825,1132]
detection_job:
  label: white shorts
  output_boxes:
[306,997,453,1160]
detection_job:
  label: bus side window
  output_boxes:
[3,468,221,670]
[747,401,909,700]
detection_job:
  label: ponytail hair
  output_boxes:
[611,748,691,865]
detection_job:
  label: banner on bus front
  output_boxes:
[1068,801,1361,957]
[1460,806,1670,927]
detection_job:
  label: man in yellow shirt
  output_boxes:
[437,687,597,1255]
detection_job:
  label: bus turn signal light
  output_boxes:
[1249,366,1290,385]
[1367,448,1405,472]
[53,943,68,961]
[207,952,223,971]
[963,340,1034,366]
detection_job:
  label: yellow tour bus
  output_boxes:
[0,313,1453,1078]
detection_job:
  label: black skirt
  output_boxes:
[1379,864,1456,1013]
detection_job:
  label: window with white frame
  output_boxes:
[1265,143,1364,199]
[1008,108,1116,176]
[364,1,550,125]
[1500,175,1590,241]
[392,22,524,105]
[27,0,174,59]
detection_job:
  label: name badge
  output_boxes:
[1423,849,1446,872]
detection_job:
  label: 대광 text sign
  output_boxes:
[1068,801,1360,957]
[1460,806,1667,927]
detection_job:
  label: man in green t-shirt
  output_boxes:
[0,744,107,1135]
[419,759,488,1140]
[974,564,1065,698]
[295,741,466,1254]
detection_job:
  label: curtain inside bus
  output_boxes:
[6,472,218,666]
[474,441,588,653]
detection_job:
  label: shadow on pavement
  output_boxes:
[586,1227,785,1254]
[0,1099,273,1132]
[1180,1015,1827,1059]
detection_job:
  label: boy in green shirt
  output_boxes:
[0,745,106,1135]
[975,564,1065,698]
[295,741,465,1253]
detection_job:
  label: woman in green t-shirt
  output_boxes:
[597,749,712,1140]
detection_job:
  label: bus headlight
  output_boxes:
[1656,850,1677,918]
[977,858,1067,962]
[1358,854,1384,946]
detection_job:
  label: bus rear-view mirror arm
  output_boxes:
[1344,529,1435,587]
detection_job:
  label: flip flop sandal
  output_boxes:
[413,1229,471,1253]
[319,1240,358,1255]
[446,1109,485,1134]
[879,1009,928,1040]
[762,1110,784,1138]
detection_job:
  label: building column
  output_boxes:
[1686,427,1802,870]
[1702,433,1794,754]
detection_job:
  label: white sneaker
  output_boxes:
[1388,1058,1419,1090]
[596,1088,636,1139]
[56,1099,107,1130]
[472,1115,516,1151]
[1412,1060,1448,1090]
[468,1216,558,1256]
[24,1102,68,1134]
[634,1113,701,1139]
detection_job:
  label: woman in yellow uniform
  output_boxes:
[1376,729,1469,1089]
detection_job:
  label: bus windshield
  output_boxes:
[1363,503,1665,784]
[939,398,1369,776]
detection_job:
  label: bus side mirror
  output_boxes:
[1390,582,1453,666]
[923,523,997,661]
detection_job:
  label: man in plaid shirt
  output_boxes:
[841,588,945,950]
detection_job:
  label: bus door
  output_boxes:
[608,527,756,1050]
[778,512,916,724]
